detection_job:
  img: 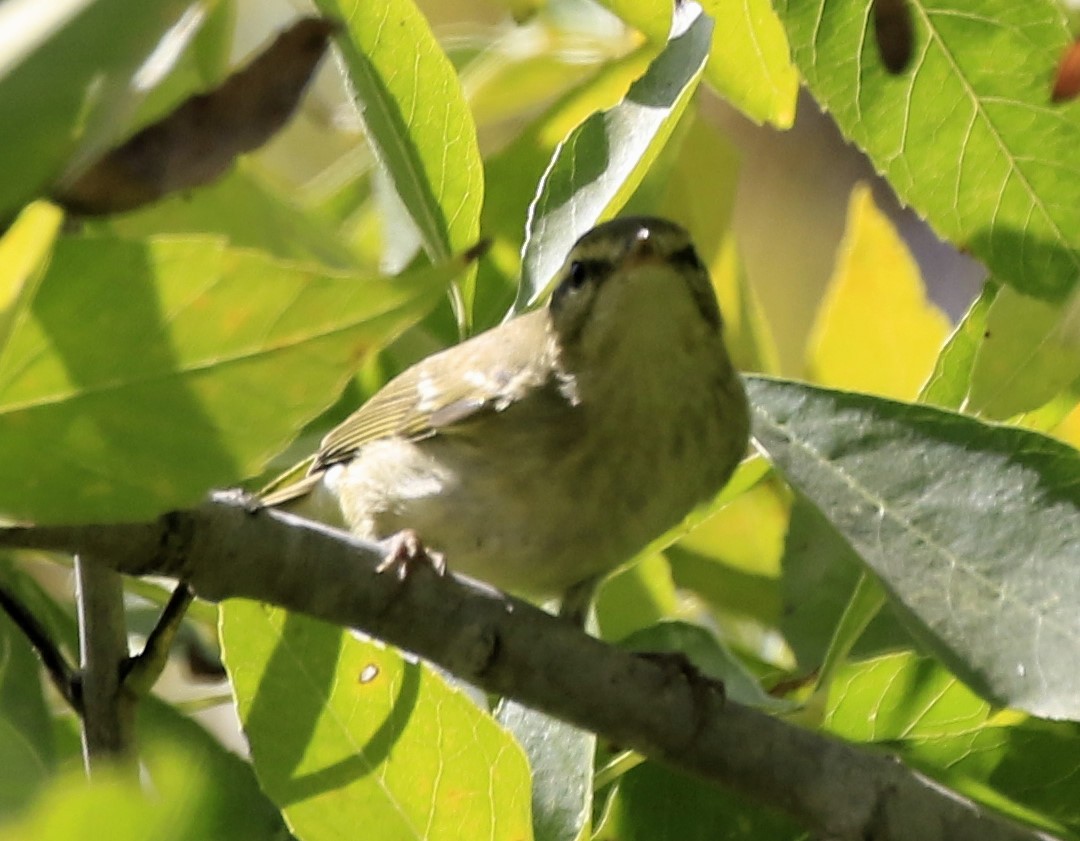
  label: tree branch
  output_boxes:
[75,558,136,772]
[0,493,1061,841]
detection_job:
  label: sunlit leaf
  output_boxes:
[0,234,469,521]
[0,202,64,353]
[315,0,483,317]
[221,602,532,841]
[827,652,1080,836]
[99,162,359,268]
[700,0,798,127]
[775,0,1080,301]
[516,1,712,309]
[0,0,197,218]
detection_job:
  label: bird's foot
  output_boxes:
[376,530,446,581]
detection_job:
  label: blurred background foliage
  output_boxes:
[0,0,1078,839]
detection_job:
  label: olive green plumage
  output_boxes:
[262,216,750,597]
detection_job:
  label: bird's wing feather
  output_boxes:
[313,309,554,470]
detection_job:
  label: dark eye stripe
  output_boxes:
[570,259,612,286]
[553,258,609,303]
[669,245,704,272]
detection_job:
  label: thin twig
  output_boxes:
[123,583,194,694]
[0,583,81,711]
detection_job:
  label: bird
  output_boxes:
[261,216,750,603]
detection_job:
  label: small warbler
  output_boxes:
[262,217,750,598]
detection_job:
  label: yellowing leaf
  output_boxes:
[701,0,798,128]
[807,184,949,399]
[1050,398,1080,450]
[0,202,63,353]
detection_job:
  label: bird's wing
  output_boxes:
[258,311,555,507]
[315,310,553,468]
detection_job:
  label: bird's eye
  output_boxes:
[568,260,589,289]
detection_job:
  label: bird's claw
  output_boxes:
[376,530,446,581]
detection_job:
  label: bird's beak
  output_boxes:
[624,228,661,267]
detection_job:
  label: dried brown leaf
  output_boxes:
[55,17,338,215]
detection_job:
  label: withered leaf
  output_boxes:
[1052,38,1080,103]
[55,17,338,216]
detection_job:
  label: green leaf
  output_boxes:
[138,697,287,840]
[515,1,713,309]
[967,285,1080,419]
[920,280,999,410]
[0,583,56,817]
[780,494,911,673]
[0,234,466,522]
[496,701,594,841]
[826,652,1080,837]
[99,162,359,269]
[775,0,1080,301]
[620,621,783,710]
[314,0,483,314]
[0,0,197,218]
[597,554,679,642]
[748,375,1080,719]
[0,739,268,841]
[594,0,672,43]
[473,42,656,328]
[221,602,533,841]
[700,0,798,128]
[598,760,801,841]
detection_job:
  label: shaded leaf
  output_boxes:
[598,760,801,841]
[620,621,782,710]
[0,0,196,218]
[0,583,56,817]
[920,280,999,409]
[748,375,1080,719]
[54,17,337,216]
[780,494,911,672]
[968,285,1080,419]
[221,602,532,841]
[496,701,593,841]
[0,234,472,522]
[873,0,915,74]
[516,1,712,309]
